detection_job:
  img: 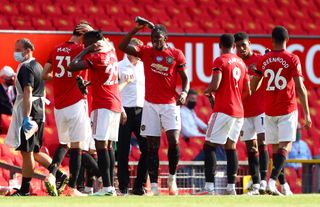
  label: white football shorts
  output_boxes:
[54,99,91,145]
[265,110,298,144]
[140,100,181,137]
[206,112,244,144]
[91,108,120,142]
[241,113,265,141]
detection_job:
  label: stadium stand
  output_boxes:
[0,0,318,34]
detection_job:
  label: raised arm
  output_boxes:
[68,47,91,72]
[294,76,312,129]
[118,25,144,57]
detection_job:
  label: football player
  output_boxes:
[202,34,250,195]
[251,26,311,195]
[42,22,93,196]
[68,30,121,196]
[234,32,268,195]
[119,23,190,195]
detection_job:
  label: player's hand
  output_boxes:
[204,87,211,97]
[76,23,94,35]
[22,116,33,132]
[134,23,145,31]
[120,111,127,125]
[304,115,312,130]
[177,91,187,105]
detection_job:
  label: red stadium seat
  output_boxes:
[301,22,320,35]
[199,20,224,34]
[161,19,184,33]
[295,0,316,10]
[32,18,55,30]
[52,17,75,31]
[256,0,277,8]
[94,18,121,32]
[104,4,125,17]
[174,0,197,7]
[123,5,147,18]
[241,21,264,34]
[268,8,292,22]
[195,0,217,6]
[228,7,252,21]
[178,20,205,33]
[41,4,63,17]
[277,0,298,10]
[0,17,11,29]
[144,5,169,22]
[166,7,192,21]
[0,3,19,16]
[248,8,272,23]
[82,4,106,17]
[61,5,84,17]
[18,3,42,17]
[207,6,233,21]
[187,7,212,20]
[10,17,34,30]
[116,18,136,32]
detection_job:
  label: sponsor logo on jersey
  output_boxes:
[156,56,163,62]
[166,56,174,64]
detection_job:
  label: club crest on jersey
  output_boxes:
[156,56,163,62]
[166,56,174,64]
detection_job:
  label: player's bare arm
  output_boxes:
[242,77,251,100]
[118,24,144,57]
[294,76,312,129]
[250,75,262,93]
[176,68,190,105]
[41,62,53,80]
[68,46,93,71]
[23,86,33,117]
[204,69,222,95]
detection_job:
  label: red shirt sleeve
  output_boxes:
[212,57,223,74]
[255,56,264,77]
[291,54,303,77]
[175,49,187,71]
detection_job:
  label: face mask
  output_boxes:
[14,52,25,62]
[5,79,14,86]
[296,131,301,141]
[187,101,196,109]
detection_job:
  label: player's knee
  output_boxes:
[147,138,160,152]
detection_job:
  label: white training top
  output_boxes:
[118,55,145,108]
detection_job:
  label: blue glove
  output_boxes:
[22,116,33,132]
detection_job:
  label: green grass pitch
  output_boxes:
[1,195,320,207]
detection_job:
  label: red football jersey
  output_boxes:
[242,53,265,117]
[256,49,302,116]
[135,45,187,104]
[212,53,248,118]
[83,50,122,112]
[48,42,87,109]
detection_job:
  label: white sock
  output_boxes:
[268,178,276,188]
[169,174,176,181]
[205,182,214,190]
[103,186,113,192]
[151,183,158,189]
[282,183,290,190]
[227,184,235,191]
[252,183,260,189]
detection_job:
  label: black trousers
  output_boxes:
[117,107,148,190]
